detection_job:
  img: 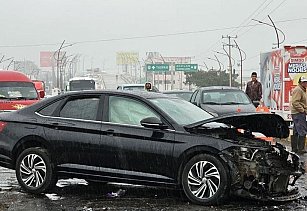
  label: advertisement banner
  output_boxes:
[260,49,283,110]
[284,46,307,105]
[116,52,139,65]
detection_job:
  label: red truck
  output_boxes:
[32,80,46,95]
[0,70,44,112]
[260,45,307,125]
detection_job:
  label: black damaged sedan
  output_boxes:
[0,90,304,205]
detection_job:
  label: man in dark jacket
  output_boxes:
[245,72,262,107]
[291,75,307,154]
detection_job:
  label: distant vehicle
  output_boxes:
[163,90,193,101]
[32,80,45,97]
[51,88,61,96]
[0,90,303,205]
[66,76,96,91]
[0,70,44,112]
[117,83,159,92]
[190,86,255,116]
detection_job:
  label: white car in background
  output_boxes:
[117,83,159,92]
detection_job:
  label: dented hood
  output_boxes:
[185,112,289,138]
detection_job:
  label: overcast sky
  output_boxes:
[1,0,307,76]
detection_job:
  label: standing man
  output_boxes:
[245,72,262,107]
[291,76,307,154]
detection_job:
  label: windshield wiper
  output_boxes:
[0,96,9,100]
[202,102,220,105]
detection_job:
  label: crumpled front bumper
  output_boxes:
[221,144,305,201]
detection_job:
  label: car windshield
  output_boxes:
[149,97,213,125]
[202,90,251,105]
[0,82,38,100]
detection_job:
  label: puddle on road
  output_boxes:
[45,193,63,201]
[56,178,88,188]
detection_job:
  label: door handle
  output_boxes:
[49,122,74,129]
[104,129,115,136]
[50,122,59,129]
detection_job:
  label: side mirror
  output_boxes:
[140,117,168,130]
[39,90,45,99]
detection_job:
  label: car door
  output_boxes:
[99,94,175,183]
[42,94,103,169]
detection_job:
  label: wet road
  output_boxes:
[0,141,307,211]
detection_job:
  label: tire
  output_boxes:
[15,147,58,194]
[181,154,229,205]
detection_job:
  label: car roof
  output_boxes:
[163,90,193,93]
[17,90,174,114]
[56,90,168,99]
[198,86,241,91]
[0,70,32,82]
[118,84,145,87]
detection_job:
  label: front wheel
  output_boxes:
[15,147,58,194]
[181,154,229,205]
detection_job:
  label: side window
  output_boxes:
[38,100,62,116]
[109,96,159,126]
[60,97,100,120]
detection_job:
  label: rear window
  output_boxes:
[202,90,251,104]
[38,100,62,116]
[0,82,38,100]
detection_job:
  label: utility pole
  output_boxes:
[222,35,237,87]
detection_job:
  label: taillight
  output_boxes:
[0,121,7,132]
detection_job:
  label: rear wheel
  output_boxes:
[181,154,228,205]
[15,147,57,194]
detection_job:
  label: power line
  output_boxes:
[198,0,268,60]
[238,0,287,38]
[200,0,273,60]
[231,0,273,36]
[0,17,306,48]
[268,0,287,15]
[0,42,64,48]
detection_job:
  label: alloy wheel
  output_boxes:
[19,153,47,188]
[187,160,221,199]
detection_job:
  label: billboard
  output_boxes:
[40,51,67,67]
[116,52,139,65]
[145,52,191,64]
[40,51,54,67]
[260,49,283,110]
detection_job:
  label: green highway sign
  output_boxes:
[146,64,169,71]
[175,64,198,72]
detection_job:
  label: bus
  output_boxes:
[66,76,96,91]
